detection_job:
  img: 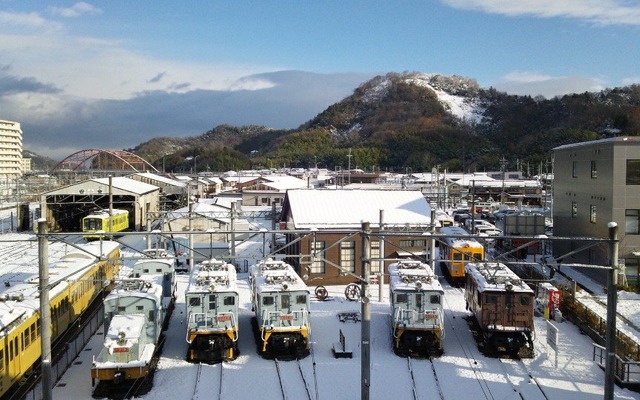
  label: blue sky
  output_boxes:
[1,1,639,160]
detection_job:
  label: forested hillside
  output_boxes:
[130,72,640,175]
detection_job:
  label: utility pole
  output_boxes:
[360,221,371,400]
[604,222,619,400]
[38,219,52,400]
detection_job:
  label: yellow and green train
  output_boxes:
[82,209,129,240]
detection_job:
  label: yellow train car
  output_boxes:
[0,240,120,398]
[82,209,129,240]
[438,226,484,285]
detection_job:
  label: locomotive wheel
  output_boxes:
[345,283,361,301]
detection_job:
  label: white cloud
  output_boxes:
[0,10,272,101]
[48,2,102,18]
[440,0,640,25]
[622,77,640,86]
[493,71,606,97]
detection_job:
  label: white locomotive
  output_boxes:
[91,251,176,386]
[185,258,239,362]
[249,259,311,359]
[389,259,445,357]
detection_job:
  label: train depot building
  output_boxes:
[279,189,433,285]
[40,176,160,232]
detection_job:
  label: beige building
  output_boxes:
[0,120,23,180]
[553,137,640,288]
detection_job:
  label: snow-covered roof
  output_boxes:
[0,240,120,335]
[388,260,443,292]
[249,259,308,293]
[131,172,187,187]
[284,189,431,229]
[187,258,237,294]
[92,176,158,195]
[465,262,534,294]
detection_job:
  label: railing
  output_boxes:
[392,307,443,337]
[593,343,640,385]
[186,311,238,341]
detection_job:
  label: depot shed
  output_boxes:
[40,176,160,232]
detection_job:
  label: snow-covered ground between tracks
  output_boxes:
[45,235,639,400]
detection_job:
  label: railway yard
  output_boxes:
[31,235,635,400]
[0,215,637,399]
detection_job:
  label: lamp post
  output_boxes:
[500,157,507,205]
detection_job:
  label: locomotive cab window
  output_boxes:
[281,294,290,308]
[486,294,498,304]
[430,294,441,304]
[209,294,217,309]
[263,296,274,306]
[189,297,201,307]
[296,295,307,304]
[224,296,235,306]
[520,295,531,306]
[415,293,422,307]
[136,305,144,311]
[396,293,408,303]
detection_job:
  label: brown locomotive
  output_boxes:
[464,262,535,358]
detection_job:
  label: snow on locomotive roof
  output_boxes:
[105,275,164,302]
[439,226,481,247]
[187,258,238,293]
[250,259,308,293]
[388,259,443,292]
[465,262,533,293]
[0,240,120,336]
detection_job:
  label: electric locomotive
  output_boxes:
[389,259,445,357]
[91,276,167,385]
[185,258,239,363]
[464,262,535,358]
[249,259,310,360]
[91,252,176,386]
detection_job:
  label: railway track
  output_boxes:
[440,283,498,399]
[407,356,445,400]
[274,358,315,400]
[497,357,550,400]
[191,363,224,400]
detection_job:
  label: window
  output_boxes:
[189,297,201,307]
[626,210,640,234]
[370,240,381,274]
[485,294,498,304]
[591,160,597,178]
[572,161,578,178]
[396,293,408,303]
[149,310,155,321]
[572,201,578,218]
[430,295,441,304]
[209,294,217,309]
[415,293,422,307]
[224,296,235,306]
[136,305,144,311]
[399,239,427,247]
[296,295,307,304]
[262,296,274,306]
[340,241,356,273]
[627,160,640,185]
[310,240,325,274]
[590,205,597,223]
[281,294,290,308]
[520,295,531,306]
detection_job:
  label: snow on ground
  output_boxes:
[1,205,638,399]
[48,234,640,400]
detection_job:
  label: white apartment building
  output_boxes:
[0,120,23,180]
